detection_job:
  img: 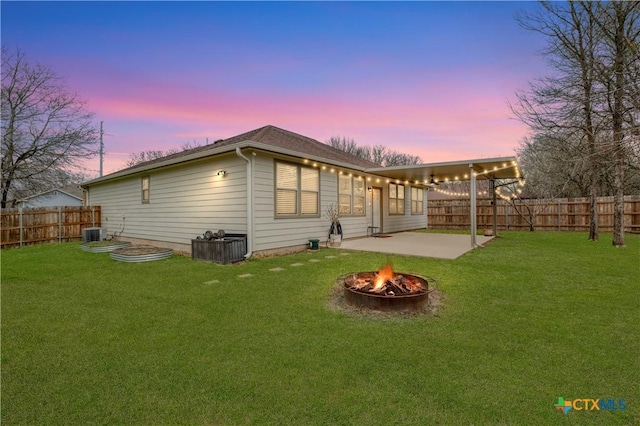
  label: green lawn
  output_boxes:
[2,232,639,424]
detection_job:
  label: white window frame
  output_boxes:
[142,176,150,204]
[338,174,366,216]
[389,183,405,215]
[411,187,424,215]
[275,161,319,218]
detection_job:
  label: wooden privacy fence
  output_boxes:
[1,206,102,249]
[427,195,640,233]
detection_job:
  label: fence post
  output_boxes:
[58,206,62,243]
[558,199,561,231]
[19,206,24,247]
[506,203,510,230]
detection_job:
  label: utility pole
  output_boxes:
[99,121,104,177]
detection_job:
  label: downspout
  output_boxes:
[236,147,253,259]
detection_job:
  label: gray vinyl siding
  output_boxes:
[253,155,332,251]
[87,155,247,245]
[381,185,427,233]
[86,150,426,253]
[252,155,425,252]
[253,154,374,251]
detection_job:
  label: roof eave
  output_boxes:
[247,141,370,172]
[82,140,371,187]
[365,156,520,182]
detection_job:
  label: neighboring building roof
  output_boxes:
[19,186,83,202]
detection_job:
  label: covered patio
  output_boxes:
[337,232,494,259]
[367,156,522,249]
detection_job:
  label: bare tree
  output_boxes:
[1,47,98,208]
[125,140,204,168]
[326,136,422,166]
[587,1,639,246]
[513,1,639,245]
[382,150,422,166]
[326,136,371,161]
[125,150,171,168]
[513,1,602,240]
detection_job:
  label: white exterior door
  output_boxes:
[372,187,382,231]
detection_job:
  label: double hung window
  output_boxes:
[411,187,424,214]
[389,183,405,215]
[338,174,365,216]
[275,162,319,217]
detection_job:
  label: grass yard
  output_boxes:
[1,232,639,424]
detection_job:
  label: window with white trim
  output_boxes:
[338,175,366,216]
[353,177,365,215]
[275,162,319,217]
[411,187,424,214]
[389,183,405,215]
[338,174,352,215]
[142,176,150,204]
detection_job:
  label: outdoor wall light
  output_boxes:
[367,186,372,192]
[217,170,226,177]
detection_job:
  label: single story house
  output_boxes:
[82,125,519,256]
[17,185,84,208]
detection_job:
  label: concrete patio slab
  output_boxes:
[337,232,493,259]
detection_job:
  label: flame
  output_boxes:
[372,262,395,292]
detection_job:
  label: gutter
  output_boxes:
[235,147,253,259]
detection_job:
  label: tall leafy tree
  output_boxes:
[1,47,98,208]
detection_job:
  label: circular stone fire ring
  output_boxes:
[338,272,437,313]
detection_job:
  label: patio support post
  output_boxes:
[490,178,497,237]
[470,163,477,248]
[424,187,428,230]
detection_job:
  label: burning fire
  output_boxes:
[347,261,427,296]
[372,262,395,292]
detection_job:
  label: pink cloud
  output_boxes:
[72,57,530,177]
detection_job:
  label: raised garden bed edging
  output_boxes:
[110,246,173,263]
[80,241,132,253]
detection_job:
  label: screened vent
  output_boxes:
[82,227,107,243]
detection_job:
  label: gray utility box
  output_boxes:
[191,234,247,264]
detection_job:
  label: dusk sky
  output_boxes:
[2,1,548,176]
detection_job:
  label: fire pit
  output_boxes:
[338,263,436,313]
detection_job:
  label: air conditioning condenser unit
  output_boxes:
[82,227,107,243]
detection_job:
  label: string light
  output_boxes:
[297,159,523,197]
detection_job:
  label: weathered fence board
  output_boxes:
[427,195,640,233]
[1,206,102,248]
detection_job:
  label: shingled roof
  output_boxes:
[111,125,379,177]
[217,125,379,168]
